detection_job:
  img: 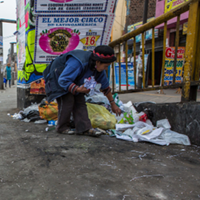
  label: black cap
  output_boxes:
[91,45,116,63]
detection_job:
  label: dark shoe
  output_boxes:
[77,128,102,137]
[58,129,75,135]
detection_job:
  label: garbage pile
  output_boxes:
[11,103,47,123]
[85,92,191,146]
[9,76,191,146]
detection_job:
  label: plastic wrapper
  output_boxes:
[160,129,191,146]
[86,103,116,130]
[85,92,110,105]
[23,103,39,115]
[123,101,137,114]
[156,119,171,129]
[84,76,97,96]
[113,93,124,110]
[118,111,134,124]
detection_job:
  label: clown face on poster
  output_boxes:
[34,14,114,63]
[34,0,116,14]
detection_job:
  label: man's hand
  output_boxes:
[76,85,90,94]
[111,103,121,116]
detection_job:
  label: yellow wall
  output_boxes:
[111,0,127,41]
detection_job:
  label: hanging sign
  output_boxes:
[115,62,135,87]
[35,0,116,14]
[164,47,185,86]
[34,14,115,63]
[17,24,26,71]
[165,0,189,13]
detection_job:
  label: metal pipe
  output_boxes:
[112,62,115,93]
[182,0,200,102]
[125,41,128,91]
[118,44,121,92]
[152,28,155,87]
[173,15,180,84]
[161,22,167,86]
[142,33,145,88]
[133,37,137,89]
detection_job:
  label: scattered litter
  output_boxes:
[45,127,56,132]
[123,101,137,114]
[6,90,191,147]
[85,92,111,111]
[48,120,57,126]
[115,120,190,146]
[181,149,186,151]
[113,93,124,111]
[12,113,23,120]
[157,119,171,129]
[34,119,47,124]
[25,130,29,132]
[22,118,31,123]
[23,103,39,115]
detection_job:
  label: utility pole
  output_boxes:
[143,0,149,25]
[0,21,3,89]
[138,0,149,89]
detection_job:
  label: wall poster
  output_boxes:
[35,0,116,14]
[34,14,115,63]
[164,47,185,86]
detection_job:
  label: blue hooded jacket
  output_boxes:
[43,50,109,102]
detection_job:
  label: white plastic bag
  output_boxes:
[85,92,110,105]
[160,129,191,146]
[157,119,171,129]
[123,101,137,114]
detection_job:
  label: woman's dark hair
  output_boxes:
[89,55,103,70]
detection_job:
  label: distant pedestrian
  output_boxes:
[4,63,12,88]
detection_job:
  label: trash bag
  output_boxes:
[3,77,7,83]
[26,110,41,122]
[39,101,58,121]
[85,92,110,105]
[86,103,116,130]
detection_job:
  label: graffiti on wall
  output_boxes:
[17,0,47,88]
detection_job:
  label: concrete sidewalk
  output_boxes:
[0,86,200,200]
[119,89,200,104]
[1,86,200,111]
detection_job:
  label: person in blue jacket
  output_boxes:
[43,45,121,137]
[4,63,12,88]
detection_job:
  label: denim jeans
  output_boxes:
[5,79,11,88]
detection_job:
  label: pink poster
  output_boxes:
[34,14,115,63]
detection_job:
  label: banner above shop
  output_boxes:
[35,0,116,14]
[165,0,189,13]
[34,14,114,63]
[127,17,158,43]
